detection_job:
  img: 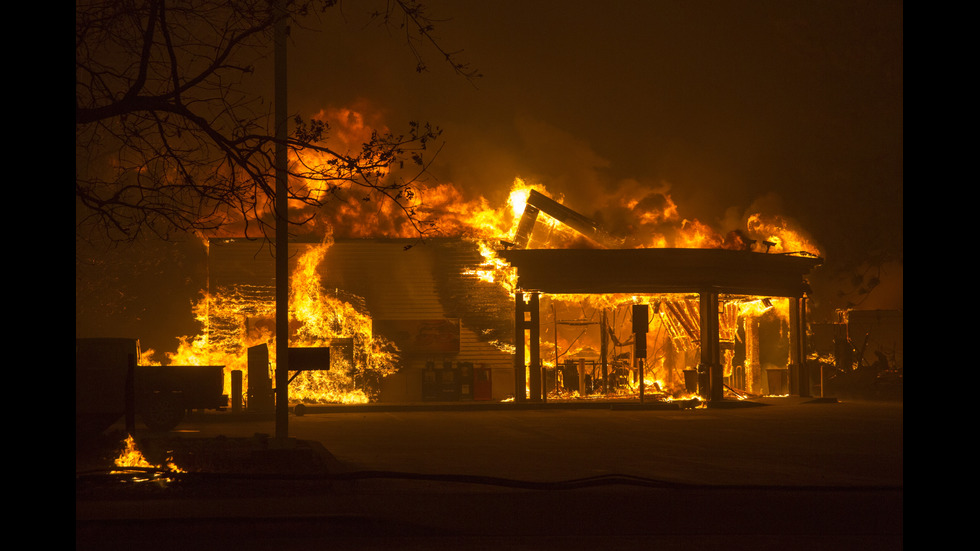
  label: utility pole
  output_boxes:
[274,2,289,439]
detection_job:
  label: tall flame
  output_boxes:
[286,237,399,404]
[149,238,398,405]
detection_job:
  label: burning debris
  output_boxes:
[114,435,155,470]
[109,435,184,488]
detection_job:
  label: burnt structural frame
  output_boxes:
[499,248,823,402]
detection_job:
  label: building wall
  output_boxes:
[208,238,517,402]
[318,239,515,402]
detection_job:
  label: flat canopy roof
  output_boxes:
[498,248,822,297]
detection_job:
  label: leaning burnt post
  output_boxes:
[513,204,540,249]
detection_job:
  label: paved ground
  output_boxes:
[77,397,903,550]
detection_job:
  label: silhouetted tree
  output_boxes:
[76,0,477,242]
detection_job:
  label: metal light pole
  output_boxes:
[274,2,289,439]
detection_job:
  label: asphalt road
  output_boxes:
[77,398,903,550]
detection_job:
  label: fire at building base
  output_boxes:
[81,183,873,429]
[177,236,823,409]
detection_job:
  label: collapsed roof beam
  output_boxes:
[513,189,621,249]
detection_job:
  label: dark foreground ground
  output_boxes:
[76,397,903,550]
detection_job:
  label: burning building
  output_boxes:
[189,181,823,406]
[501,247,821,402]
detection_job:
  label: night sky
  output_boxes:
[289,0,902,300]
[77,1,903,353]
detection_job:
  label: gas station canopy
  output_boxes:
[498,248,822,297]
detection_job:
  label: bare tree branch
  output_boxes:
[76,0,476,243]
[365,0,482,81]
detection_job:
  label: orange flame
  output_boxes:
[113,435,184,473]
[747,213,820,256]
[150,238,398,405]
[154,102,823,404]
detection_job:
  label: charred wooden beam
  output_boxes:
[514,190,620,249]
[513,204,540,249]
